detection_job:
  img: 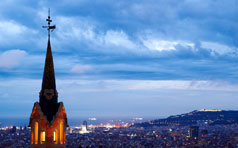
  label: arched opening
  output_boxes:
[34,122,38,144]
[31,130,33,144]
[64,130,66,144]
[54,129,58,144]
[40,131,45,144]
[60,120,63,144]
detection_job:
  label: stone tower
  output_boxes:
[29,9,68,148]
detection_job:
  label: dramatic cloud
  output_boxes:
[0,21,27,36]
[201,41,238,56]
[142,39,195,51]
[0,20,38,47]
[54,16,138,53]
[104,30,136,49]
[71,64,92,74]
[0,49,27,68]
[0,0,237,117]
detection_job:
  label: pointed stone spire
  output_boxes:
[41,39,56,92]
[39,9,59,123]
[39,39,59,122]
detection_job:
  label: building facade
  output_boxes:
[189,126,199,138]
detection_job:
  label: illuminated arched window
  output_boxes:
[64,130,66,144]
[34,122,38,144]
[40,131,45,144]
[31,130,33,144]
[60,120,64,144]
[54,129,58,144]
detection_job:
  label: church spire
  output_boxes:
[40,9,59,122]
[41,39,56,93]
[41,8,57,92]
[29,9,68,147]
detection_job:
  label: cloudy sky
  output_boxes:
[0,0,238,119]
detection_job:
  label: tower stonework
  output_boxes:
[29,10,68,148]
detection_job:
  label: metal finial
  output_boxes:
[42,8,56,40]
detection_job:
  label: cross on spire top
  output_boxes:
[42,8,56,40]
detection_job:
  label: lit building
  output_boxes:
[199,109,222,112]
[201,129,208,138]
[83,120,87,129]
[29,10,68,148]
[79,121,90,134]
[10,126,17,134]
[189,126,199,138]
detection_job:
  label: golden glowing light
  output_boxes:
[199,109,222,112]
[53,131,56,142]
[31,130,33,144]
[34,122,38,144]
[60,121,63,144]
[54,130,59,144]
[41,131,45,144]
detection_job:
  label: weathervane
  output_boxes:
[42,8,56,40]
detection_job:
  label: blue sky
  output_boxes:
[0,0,238,119]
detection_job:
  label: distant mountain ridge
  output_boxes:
[134,109,238,127]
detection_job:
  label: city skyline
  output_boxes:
[0,0,238,118]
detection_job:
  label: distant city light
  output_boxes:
[133,118,143,121]
[199,109,222,112]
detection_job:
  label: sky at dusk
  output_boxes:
[0,0,238,119]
